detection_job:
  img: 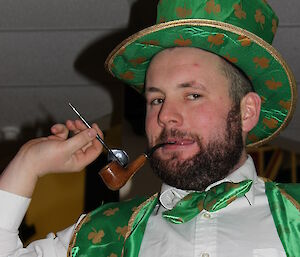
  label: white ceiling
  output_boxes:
[0,0,299,152]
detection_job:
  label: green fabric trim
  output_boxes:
[123,195,158,257]
[265,182,300,257]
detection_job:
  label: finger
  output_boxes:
[66,119,84,136]
[65,127,100,154]
[91,123,104,138]
[66,120,79,133]
[74,119,89,130]
[51,124,69,139]
[76,123,103,153]
[72,135,103,169]
[77,140,93,153]
[66,120,75,129]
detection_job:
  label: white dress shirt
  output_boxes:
[139,156,286,257]
[0,156,286,257]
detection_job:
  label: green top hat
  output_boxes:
[105,0,297,148]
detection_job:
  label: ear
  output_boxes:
[240,92,261,133]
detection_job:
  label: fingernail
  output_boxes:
[88,129,97,138]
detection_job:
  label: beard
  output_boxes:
[149,104,244,191]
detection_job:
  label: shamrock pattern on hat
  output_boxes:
[107,0,295,148]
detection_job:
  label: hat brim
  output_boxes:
[105,19,297,148]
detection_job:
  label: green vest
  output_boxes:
[68,182,300,257]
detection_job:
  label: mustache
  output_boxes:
[156,128,201,145]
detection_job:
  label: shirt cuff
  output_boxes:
[0,189,31,231]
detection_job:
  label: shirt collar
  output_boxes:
[159,155,257,210]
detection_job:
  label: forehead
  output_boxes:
[145,47,229,93]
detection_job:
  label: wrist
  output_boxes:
[0,149,39,197]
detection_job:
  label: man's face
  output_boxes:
[145,47,244,191]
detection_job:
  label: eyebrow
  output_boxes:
[145,86,164,94]
[178,81,207,91]
[145,81,207,94]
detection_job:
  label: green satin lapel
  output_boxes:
[265,182,300,257]
[122,195,158,257]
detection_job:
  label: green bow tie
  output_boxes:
[162,180,253,224]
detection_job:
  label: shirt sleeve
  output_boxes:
[0,189,82,257]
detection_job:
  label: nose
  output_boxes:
[158,99,183,128]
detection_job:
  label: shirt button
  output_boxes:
[203,213,211,219]
[201,253,209,257]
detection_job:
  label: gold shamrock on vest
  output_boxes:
[88,228,105,244]
[116,226,128,240]
[103,208,119,216]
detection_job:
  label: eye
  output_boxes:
[186,94,202,100]
[150,98,164,105]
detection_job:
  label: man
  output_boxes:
[0,0,299,257]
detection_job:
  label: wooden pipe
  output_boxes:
[99,154,148,191]
[98,142,175,190]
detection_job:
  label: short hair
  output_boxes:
[219,58,254,106]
